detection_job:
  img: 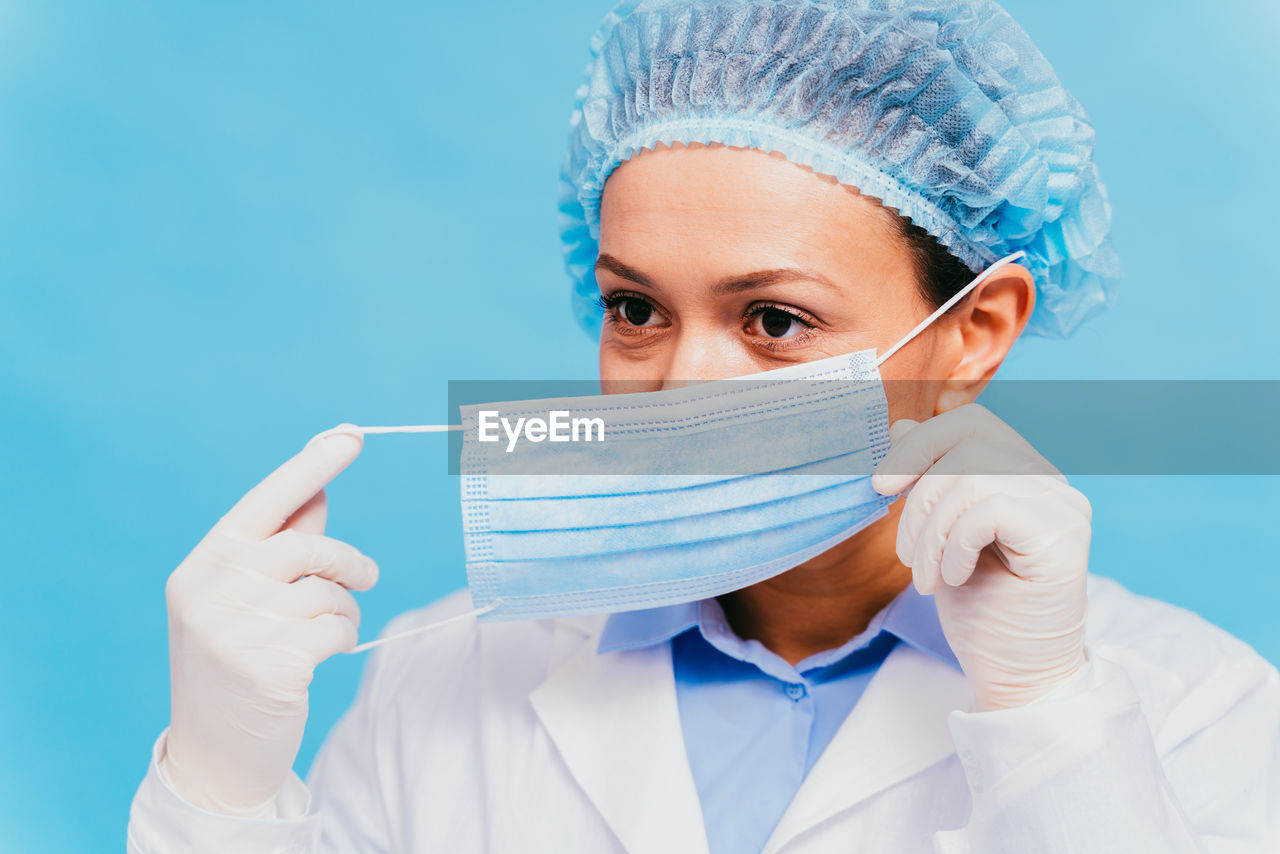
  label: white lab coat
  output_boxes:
[127,573,1280,853]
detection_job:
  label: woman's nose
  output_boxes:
[660,333,750,390]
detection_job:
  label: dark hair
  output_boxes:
[890,213,978,310]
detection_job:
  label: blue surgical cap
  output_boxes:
[559,0,1121,339]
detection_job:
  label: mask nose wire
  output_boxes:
[873,251,1027,368]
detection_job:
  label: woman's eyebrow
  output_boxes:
[595,253,658,289]
[596,252,839,294]
[711,268,840,294]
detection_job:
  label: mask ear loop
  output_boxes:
[874,251,1027,368]
[311,424,461,441]
[346,599,503,654]
[306,423,486,653]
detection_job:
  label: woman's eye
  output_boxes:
[602,294,661,327]
[619,297,654,326]
[747,306,810,339]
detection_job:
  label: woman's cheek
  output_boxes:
[598,342,664,395]
[881,375,943,426]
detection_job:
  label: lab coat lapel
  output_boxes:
[763,643,973,854]
[529,619,709,854]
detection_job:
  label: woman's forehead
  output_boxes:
[602,145,883,217]
[598,145,905,279]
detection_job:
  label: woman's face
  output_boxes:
[595,143,966,423]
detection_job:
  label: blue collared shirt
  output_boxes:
[598,584,961,854]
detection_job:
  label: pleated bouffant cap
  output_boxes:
[559,0,1121,338]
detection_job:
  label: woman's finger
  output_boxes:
[252,529,380,590]
[893,435,1001,565]
[872,405,992,496]
[296,612,360,661]
[896,471,956,567]
[283,490,328,536]
[211,426,363,542]
[1054,480,1093,521]
[267,575,361,625]
[935,493,1017,587]
[908,474,990,591]
[936,490,1090,588]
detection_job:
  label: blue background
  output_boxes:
[1,1,1276,850]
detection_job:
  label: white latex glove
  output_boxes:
[161,425,378,817]
[871,403,1092,711]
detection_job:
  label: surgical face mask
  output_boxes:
[332,252,1025,652]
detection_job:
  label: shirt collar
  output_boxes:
[597,583,961,672]
[597,599,701,654]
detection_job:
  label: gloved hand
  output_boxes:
[871,404,1092,711]
[160,425,378,817]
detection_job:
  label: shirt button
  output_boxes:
[785,682,807,701]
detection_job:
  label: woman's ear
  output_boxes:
[935,264,1035,415]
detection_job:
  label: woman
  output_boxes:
[127,1,1280,851]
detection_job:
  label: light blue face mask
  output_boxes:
[328,252,1025,652]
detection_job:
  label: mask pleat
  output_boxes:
[469,500,892,619]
